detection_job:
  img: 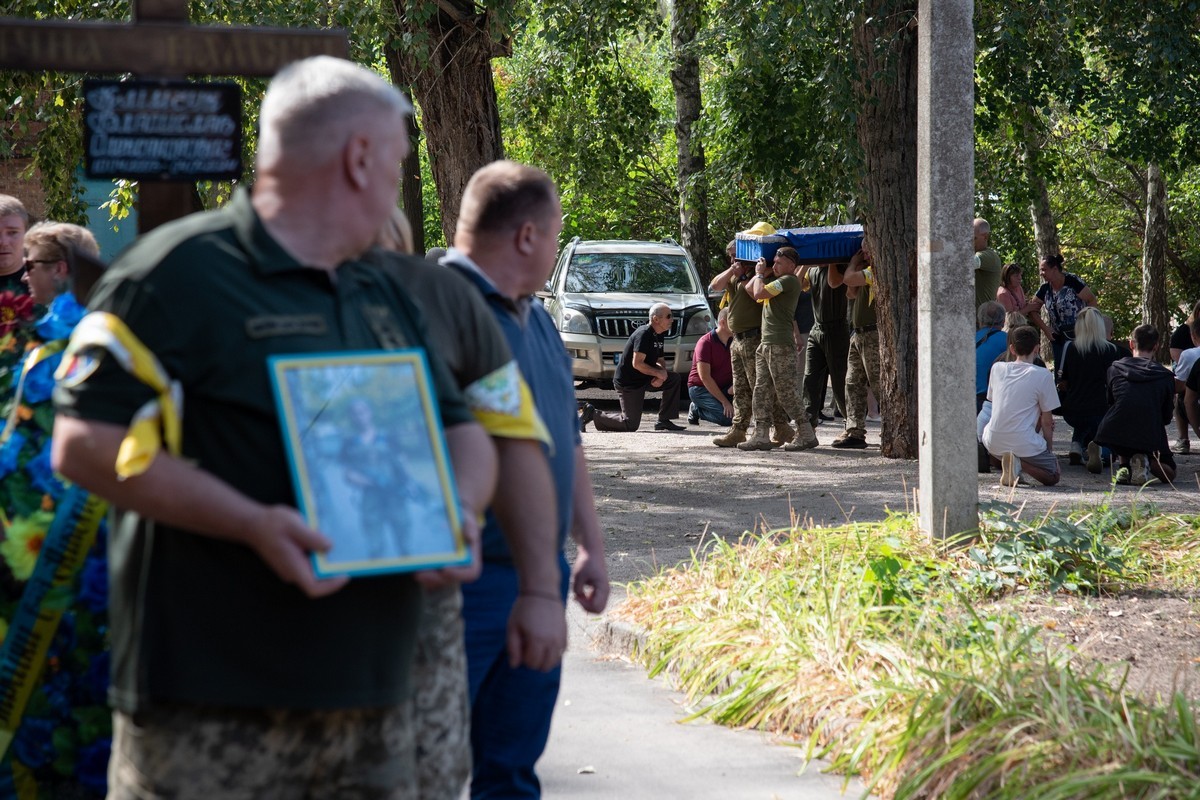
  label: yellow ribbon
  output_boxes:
[55,312,183,478]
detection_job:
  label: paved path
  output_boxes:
[533,391,1200,799]
[535,597,866,799]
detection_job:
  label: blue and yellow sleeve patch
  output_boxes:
[466,361,552,449]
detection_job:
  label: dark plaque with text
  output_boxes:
[83,79,242,181]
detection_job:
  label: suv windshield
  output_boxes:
[565,253,698,294]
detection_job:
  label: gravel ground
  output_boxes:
[577,390,1200,701]
[576,391,1200,584]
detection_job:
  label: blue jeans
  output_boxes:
[462,556,570,799]
[688,384,732,426]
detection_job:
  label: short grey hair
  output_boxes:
[258,56,412,169]
[717,307,729,323]
[649,302,671,320]
[977,300,1005,329]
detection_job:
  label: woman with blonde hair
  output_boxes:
[1056,306,1121,471]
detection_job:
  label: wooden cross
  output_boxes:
[0,0,349,232]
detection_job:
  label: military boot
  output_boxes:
[712,427,748,448]
[771,422,794,447]
[737,427,778,451]
[782,422,819,451]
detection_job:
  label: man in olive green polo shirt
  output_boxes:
[974,217,1003,309]
[369,225,569,799]
[738,247,819,452]
[707,240,793,448]
[52,57,500,800]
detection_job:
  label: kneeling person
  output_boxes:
[1095,324,1176,486]
[982,326,1061,487]
[687,307,734,426]
[585,303,684,432]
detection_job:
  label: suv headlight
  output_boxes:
[559,306,593,334]
[684,307,714,335]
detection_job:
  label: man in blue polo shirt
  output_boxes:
[443,161,610,799]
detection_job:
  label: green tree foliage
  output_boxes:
[497,2,677,242]
[6,0,1200,338]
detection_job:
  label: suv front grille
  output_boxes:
[596,316,682,339]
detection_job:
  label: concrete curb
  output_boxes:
[585,613,646,660]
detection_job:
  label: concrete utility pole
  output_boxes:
[916,0,977,540]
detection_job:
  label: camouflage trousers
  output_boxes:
[412,587,471,799]
[845,329,881,437]
[731,334,790,432]
[109,703,417,800]
[753,342,806,428]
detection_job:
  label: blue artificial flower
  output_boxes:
[39,666,73,716]
[12,715,56,769]
[0,429,26,478]
[34,293,85,342]
[76,737,111,794]
[18,351,61,404]
[83,651,110,705]
[78,556,108,615]
[27,440,66,499]
[46,611,77,666]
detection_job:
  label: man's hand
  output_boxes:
[53,415,352,599]
[245,505,349,598]
[415,508,483,590]
[721,399,735,419]
[650,375,665,388]
[571,545,610,614]
[507,593,568,671]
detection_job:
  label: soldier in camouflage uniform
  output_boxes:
[830,246,879,449]
[708,241,793,448]
[737,247,819,452]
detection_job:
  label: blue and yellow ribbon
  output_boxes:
[56,312,183,478]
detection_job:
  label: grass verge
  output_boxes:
[613,503,1200,799]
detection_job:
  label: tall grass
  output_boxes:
[615,506,1200,799]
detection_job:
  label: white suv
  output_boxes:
[540,238,714,388]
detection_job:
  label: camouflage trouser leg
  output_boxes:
[845,329,881,437]
[754,343,806,427]
[729,335,758,431]
[413,587,471,799]
[109,703,417,800]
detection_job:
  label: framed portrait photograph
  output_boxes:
[267,350,469,578]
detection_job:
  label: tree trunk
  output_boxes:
[670,0,708,280]
[1022,116,1060,261]
[387,1,507,245]
[1142,162,1169,361]
[383,67,427,254]
[1020,119,1059,365]
[853,1,920,459]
